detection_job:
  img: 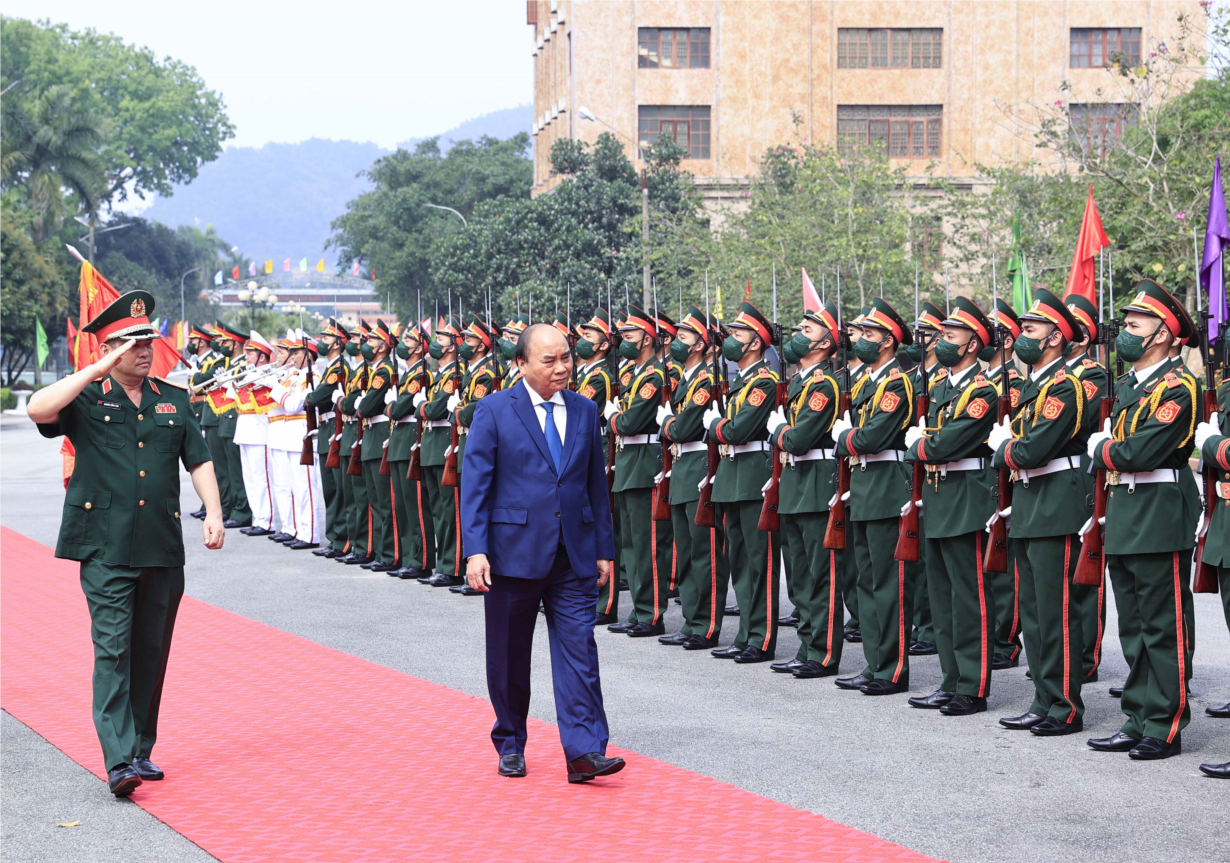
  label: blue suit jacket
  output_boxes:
[461,380,616,579]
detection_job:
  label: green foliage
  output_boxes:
[0,213,70,384]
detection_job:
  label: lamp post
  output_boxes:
[179,266,203,324]
[237,281,278,332]
[424,203,467,227]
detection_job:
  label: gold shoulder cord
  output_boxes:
[1029,373,1084,438]
[870,372,914,431]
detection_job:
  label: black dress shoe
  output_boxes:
[429,573,464,587]
[1206,702,1230,718]
[627,621,666,637]
[287,540,319,550]
[843,628,862,643]
[396,567,427,580]
[190,508,207,519]
[724,605,741,617]
[595,612,619,626]
[311,546,336,557]
[999,711,1045,730]
[770,658,804,673]
[1030,716,1083,736]
[223,518,251,529]
[618,579,629,592]
[1129,736,1181,761]
[1109,685,1124,698]
[335,552,359,564]
[908,690,955,709]
[131,756,164,780]
[835,673,872,691]
[416,572,436,583]
[498,753,527,777]
[1025,670,1032,679]
[268,531,293,543]
[940,694,987,716]
[1199,761,1230,778]
[1082,670,1099,684]
[681,635,716,650]
[1087,732,1141,752]
[992,652,1019,670]
[107,764,142,797]
[365,560,394,571]
[658,632,690,646]
[361,559,380,569]
[566,752,626,783]
[792,660,840,679]
[909,641,938,656]
[667,587,680,598]
[607,620,635,634]
[862,678,908,696]
[711,644,745,659]
[733,646,774,664]
[240,526,273,536]
[457,584,485,596]
[777,615,799,628]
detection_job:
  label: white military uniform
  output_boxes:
[268,331,324,544]
[232,332,277,531]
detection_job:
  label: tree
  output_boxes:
[0,212,70,385]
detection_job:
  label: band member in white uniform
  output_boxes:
[233,331,279,537]
[270,330,324,549]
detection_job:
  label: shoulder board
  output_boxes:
[973,374,988,386]
[1008,369,1020,380]
[1052,369,1067,384]
[889,368,902,379]
[812,369,823,383]
[1082,358,1098,369]
[934,368,948,379]
[758,367,773,378]
[152,376,187,390]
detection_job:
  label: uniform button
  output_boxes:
[138,441,145,448]
[139,470,146,477]
[558,481,563,487]
[555,511,561,518]
[137,414,143,421]
[174,512,180,518]
[104,415,111,422]
[139,500,145,506]
[169,420,175,426]
[84,502,92,510]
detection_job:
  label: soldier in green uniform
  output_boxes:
[1086,280,1200,761]
[840,305,874,643]
[356,320,398,572]
[337,322,374,565]
[192,324,236,522]
[704,301,781,664]
[987,289,1090,735]
[186,323,219,520]
[420,315,464,586]
[305,318,351,558]
[387,321,435,579]
[213,322,252,528]
[499,314,530,390]
[606,306,670,636]
[659,306,728,650]
[765,300,844,677]
[654,311,681,601]
[28,290,225,797]
[574,308,620,623]
[903,297,998,715]
[831,298,916,694]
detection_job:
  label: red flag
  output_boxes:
[743,278,752,301]
[232,265,240,280]
[66,316,77,367]
[1063,185,1110,305]
[801,268,821,314]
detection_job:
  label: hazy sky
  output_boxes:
[2,0,534,149]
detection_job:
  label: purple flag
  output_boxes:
[1203,155,1229,341]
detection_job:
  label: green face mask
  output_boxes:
[904,342,924,362]
[782,339,800,365]
[1013,334,1045,365]
[217,343,233,358]
[1115,322,1162,363]
[360,343,376,362]
[345,341,360,357]
[498,337,518,360]
[788,330,825,361]
[428,340,446,360]
[574,338,595,360]
[935,337,970,368]
[853,336,882,363]
[210,338,223,352]
[978,344,997,362]
[618,336,642,360]
[395,344,412,360]
[458,342,476,361]
[669,338,691,363]
[721,335,749,363]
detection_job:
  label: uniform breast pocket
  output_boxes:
[153,412,185,452]
[87,405,126,448]
[62,487,111,547]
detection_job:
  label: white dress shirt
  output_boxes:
[523,380,567,445]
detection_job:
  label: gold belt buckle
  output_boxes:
[720,444,731,459]
[1106,471,1121,487]
[1009,469,1020,484]
[779,451,788,466]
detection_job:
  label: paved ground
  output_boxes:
[2,415,1228,862]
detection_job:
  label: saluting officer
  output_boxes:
[355,320,399,572]
[659,306,728,650]
[306,318,352,558]
[419,315,464,586]
[831,298,916,694]
[987,289,1090,736]
[337,322,373,565]
[765,300,844,678]
[387,321,435,580]
[703,301,781,664]
[27,290,225,797]
[1085,280,1200,761]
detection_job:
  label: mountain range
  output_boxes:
[142,105,532,262]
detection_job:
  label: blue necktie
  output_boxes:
[541,402,563,473]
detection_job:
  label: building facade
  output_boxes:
[528,0,1204,201]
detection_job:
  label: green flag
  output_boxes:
[1006,213,1030,313]
[299,257,308,272]
[34,315,50,370]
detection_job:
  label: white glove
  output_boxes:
[905,419,924,449]
[1195,416,1219,452]
[766,406,787,437]
[446,393,460,412]
[831,410,852,439]
[331,387,344,405]
[985,506,1011,533]
[1195,511,1208,542]
[702,405,721,429]
[383,389,396,405]
[603,399,620,420]
[655,403,673,427]
[698,475,710,491]
[1086,418,1113,459]
[986,416,1013,451]
[761,477,773,494]
[1079,515,1107,537]
[412,391,427,409]
[828,489,852,507]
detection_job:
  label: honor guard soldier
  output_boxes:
[605,306,670,636]
[419,315,465,586]
[658,306,728,650]
[831,298,916,694]
[499,314,530,390]
[336,322,374,565]
[386,320,435,579]
[213,322,252,528]
[356,320,399,571]
[838,305,874,643]
[703,301,781,664]
[1085,280,1200,761]
[186,323,219,519]
[987,289,1090,736]
[765,300,844,678]
[192,324,238,524]
[1194,371,1230,744]
[574,308,620,623]
[27,290,225,796]
[305,318,351,558]
[654,310,681,600]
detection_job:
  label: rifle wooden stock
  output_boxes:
[441,423,460,487]
[377,434,391,476]
[300,359,317,466]
[325,412,343,469]
[823,389,853,550]
[1193,387,1220,593]
[757,379,788,532]
[406,363,430,481]
[1073,395,1114,586]
[893,391,928,561]
[346,419,364,476]
[982,390,1013,573]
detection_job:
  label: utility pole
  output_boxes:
[641,169,650,308]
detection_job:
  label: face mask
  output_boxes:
[428,341,446,360]
[498,337,517,360]
[1115,322,1162,363]
[721,335,749,363]
[978,344,997,362]
[669,338,692,363]
[788,330,826,361]
[217,343,233,358]
[935,337,970,368]
[618,336,642,360]
[360,343,376,362]
[210,338,222,352]
[781,339,799,365]
[1064,339,1082,357]
[904,342,923,362]
[458,342,476,361]
[1013,334,1045,366]
[853,336,882,364]
[575,338,596,360]
[345,341,360,357]
[395,344,412,360]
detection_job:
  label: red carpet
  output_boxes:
[1,527,937,862]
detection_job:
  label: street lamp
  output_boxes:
[424,203,468,227]
[238,281,277,331]
[577,106,636,144]
[180,266,203,323]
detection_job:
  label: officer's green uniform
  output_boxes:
[388,355,435,574]
[192,351,234,518]
[305,350,350,554]
[986,359,1027,664]
[992,351,1089,723]
[907,358,943,649]
[420,358,462,578]
[186,343,213,427]
[1198,377,1230,687]
[358,351,398,567]
[339,358,372,558]
[575,356,619,618]
[456,353,499,479]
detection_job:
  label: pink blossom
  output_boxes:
[1175,211,1187,220]
[1054,100,1063,108]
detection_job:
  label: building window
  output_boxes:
[638,106,710,159]
[638,28,710,69]
[836,29,942,69]
[1070,28,1141,68]
[1069,103,1138,155]
[837,106,942,157]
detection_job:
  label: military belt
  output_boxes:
[726,441,768,458]
[855,450,905,468]
[394,417,415,425]
[319,411,335,422]
[786,448,836,466]
[1016,455,1077,487]
[618,433,659,448]
[367,415,389,425]
[933,457,986,478]
[674,441,707,455]
[424,419,451,429]
[1108,468,1178,492]
[1216,481,1230,500]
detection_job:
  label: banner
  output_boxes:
[214,270,223,286]
[1062,186,1109,305]
[34,316,48,370]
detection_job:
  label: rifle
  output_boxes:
[377,345,393,477]
[653,278,673,521]
[824,269,852,549]
[896,263,929,561]
[696,272,723,527]
[758,264,786,532]
[346,355,367,477]
[983,256,1011,572]
[299,311,318,466]
[442,292,462,488]
[407,290,427,481]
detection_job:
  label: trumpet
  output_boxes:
[189,359,249,394]
[227,363,285,389]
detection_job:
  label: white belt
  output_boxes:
[343,415,360,423]
[729,441,768,456]
[424,419,451,429]
[395,417,415,425]
[367,415,389,425]
[676,441,707,454]
[319,411,335,422]
[937,457,986,478]
[619,433,659,446]
[856,450,905,467]
[1017,455,1077,487]
[1111,468,1179,491]
[789,447,836,465]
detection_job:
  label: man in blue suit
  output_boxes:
[462,323,625,783]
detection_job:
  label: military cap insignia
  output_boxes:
[474,385,487,399]
[1009,389,1021,408]
[879,392,900,413]
[129,297,147,318]
[748,388,767,406]
[1082,380,1098,401]
[581,384,596,399]
[809,392,829,412]
[443,379,456,394]
[621,372,632,386]
[639,383,657,399]
[965,397,989,419]
[1155,400,1181,424]
[154,403,176,414]
[692,389,710,406]
[1041,396,1065,420]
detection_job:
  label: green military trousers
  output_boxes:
[718,500,780,654]
[320,463,346,553]
[926,531,993,697]
[222,438,251,523]
[339,423,369,556]
[420,465,459,577]
[390,462,434,573]
[616,488,669,625]
[852,518,915,683]
[1108,550,1194,743]
[656,502,677,597]
[80,561,184,771]
[362,458,398,566]
[911,514,934,646]
[204,427,234,518]
[1017,534,1084,722]
[596,488,620,619]
[670,499,728,641]
[782,512,844,669]
[992,541,1025,663]
[842,540,860,633]
[1074,575,1107,678]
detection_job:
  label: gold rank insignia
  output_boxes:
[809,392,828,412]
